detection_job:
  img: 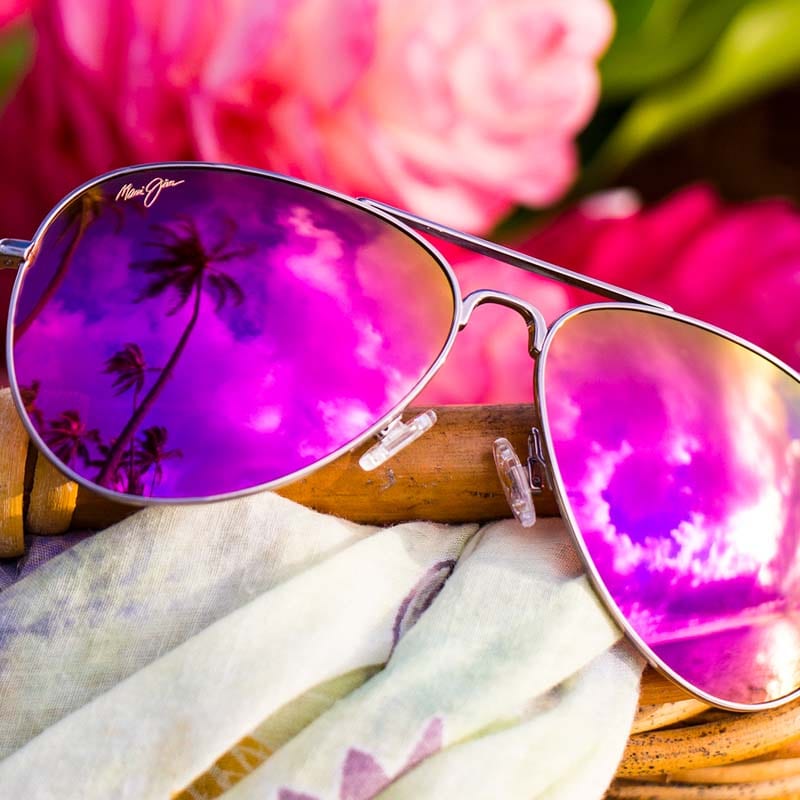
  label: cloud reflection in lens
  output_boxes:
[542,307,800,706]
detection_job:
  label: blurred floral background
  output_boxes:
[0,0,799,403]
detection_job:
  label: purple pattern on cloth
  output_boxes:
[0,532,93,591]
[13,166,455,500]
[340,749,388,800]
[542,307,800,705]
[391,560,456,654]
[281,717,443,800]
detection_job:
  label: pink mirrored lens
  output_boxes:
[12,167,455,499]
[541,307,800,706]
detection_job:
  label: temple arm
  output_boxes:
[360,199,672,311]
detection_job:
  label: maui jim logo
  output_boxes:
[116,177,185,208]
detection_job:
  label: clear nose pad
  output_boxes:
[492,437,537,528]
[359,410,438,471]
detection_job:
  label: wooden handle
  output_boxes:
[67,404,557,530]
[618,698,800,778]
[0,389,28,556]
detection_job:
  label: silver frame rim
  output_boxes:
[6,161,464,508]
[536,301,800,712]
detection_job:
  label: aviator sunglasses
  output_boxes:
[2,162,799,713]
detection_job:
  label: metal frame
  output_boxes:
[3,161,799,712]
[536,302,800,713]
[4,162,469,508]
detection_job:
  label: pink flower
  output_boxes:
[279,717,443,800]
[0,0,32,28]
[194,0,613,230]
[420,185,800,404]
[0,0,613,238]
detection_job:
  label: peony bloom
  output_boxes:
[194,0,614,230]
[420,185,800,404]
[0,0,613,239]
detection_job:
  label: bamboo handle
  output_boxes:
[27,457,79,535]
[638,669,695,706]
[618,698,800,778]
[63,404,558,530]
[630,699,710,735]
[608,774,800,799]
[0,389,28,556]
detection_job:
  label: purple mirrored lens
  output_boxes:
[541,307,800,706]
[12,166,456,500]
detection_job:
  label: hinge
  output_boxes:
[526,427,550,494]
[0,239,31,269]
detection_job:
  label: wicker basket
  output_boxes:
[4,393,800,799]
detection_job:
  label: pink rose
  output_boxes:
[420,185,800,404]
[0,0,613,238]
[194,0,613,230]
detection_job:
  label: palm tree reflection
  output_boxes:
[20,380,44,430]
[104,343,151,397]
[104,342,163,494]
[135,426,182,496]
[96,215,251,488]
[43,410,101,469]
[15,187,125,339]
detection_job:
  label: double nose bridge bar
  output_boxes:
[360,198,672,311]
[459,289,547,356]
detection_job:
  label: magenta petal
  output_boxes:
[339,748,389,800]
[402,717,443,771]
[279,790,320,800]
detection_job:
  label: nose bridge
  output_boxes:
[459,290,548,356]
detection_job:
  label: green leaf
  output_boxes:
[601,0,755,101]
[0,25,33,105]
[583,0,800,191]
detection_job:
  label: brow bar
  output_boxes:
[360,199,672,310]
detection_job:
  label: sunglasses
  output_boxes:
[2,162,799,713]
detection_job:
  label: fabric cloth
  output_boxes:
[0,492,643,798]
[0,532,93,591]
